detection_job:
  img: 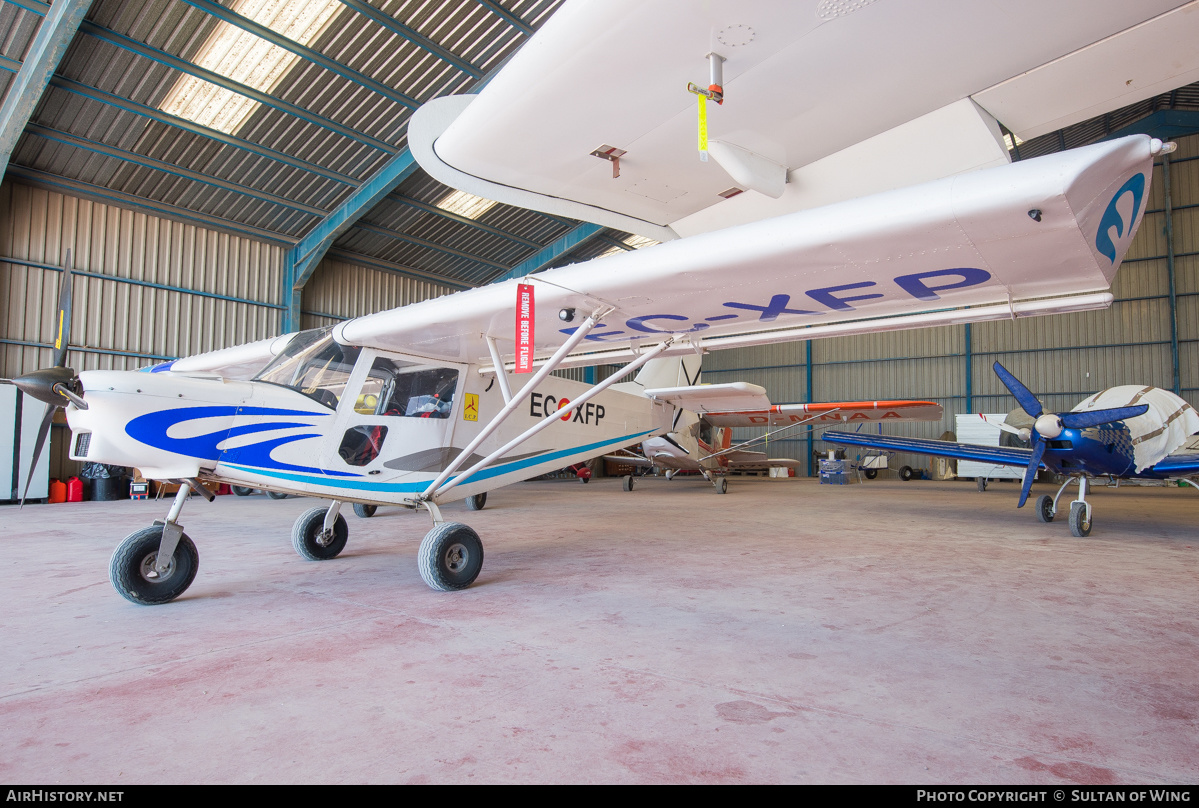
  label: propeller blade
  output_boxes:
[993,361,1042,419]
[20,403,55,507]
[52,251,73,369]
[1060,404,1149,429]
[1016,440,1046,509]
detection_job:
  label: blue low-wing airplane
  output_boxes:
[824,362,1199,537]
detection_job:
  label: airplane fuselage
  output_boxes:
[66,357,675,505]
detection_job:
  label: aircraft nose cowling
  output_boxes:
[1034,413,1063,439]
[66,369,251,478]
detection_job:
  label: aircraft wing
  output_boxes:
[144,334,297,380]
[704,401,943,428]
[823,430,1035,468]
[643,383,771,413]
[1151,451,1199,477]
[411,1,1199,238]
[339,136,1158,370]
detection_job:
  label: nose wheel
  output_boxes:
[110,525,199,605]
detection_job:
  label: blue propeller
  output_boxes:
[991,362,1149,508]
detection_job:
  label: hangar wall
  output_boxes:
[704,132,1199,477]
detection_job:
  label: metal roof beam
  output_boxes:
[79,20,397,153]
[49,76,361,185]
[474,1,534,36]
[25,123,327,216]
[352,220,510,270]
[176,0,420,110]
[284,150,421,330]
[337,0,483,79]
[325,248,473,289]
[0,0,93,180]
[489,222,604,283]
[386,193,540,249]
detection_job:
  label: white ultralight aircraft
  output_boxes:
[4,0,1187,605]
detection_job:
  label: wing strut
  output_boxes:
[427,335,677,502]
[419,306,613,499]
[484,336,514,404]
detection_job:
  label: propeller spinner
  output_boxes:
[992,361,1148,508]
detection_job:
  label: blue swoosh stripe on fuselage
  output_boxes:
[223,429,658,492]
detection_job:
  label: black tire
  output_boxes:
[580,476,589,483]
[714,477,728,494]
[622,475,634,492]
[109,526,199,606]
[353,503,377,518]
[863,468,878,480]
[900,465,914,482]
[292,506,349,560]
[266,490,289,500]
[976,477,987,492]
[1036,494,1055,523]
[1069,501,1092,537]
[466,492,487,511]
[418,522,484,591]
[232,485,254,497]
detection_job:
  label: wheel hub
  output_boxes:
[139,552,174,582]
[445,542,469,572]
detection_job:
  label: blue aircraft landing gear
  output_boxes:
[1047,476,1092,537]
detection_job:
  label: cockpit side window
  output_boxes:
[354,358,458,418]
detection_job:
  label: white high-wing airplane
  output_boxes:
[2,0,1184,605]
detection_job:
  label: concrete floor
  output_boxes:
[0,476,1196,784]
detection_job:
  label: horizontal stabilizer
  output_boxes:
[643,383,771,413]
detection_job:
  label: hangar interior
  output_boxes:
[0,0,1197,786]
[0,1,1197,480]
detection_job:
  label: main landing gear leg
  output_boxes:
[1068,476,1093,537]
[109,478,211,605]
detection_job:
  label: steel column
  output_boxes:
[806,339,814,477]
[284,151,421,331]
[1163,155,1181,396]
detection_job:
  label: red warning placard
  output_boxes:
[515,283,534,373]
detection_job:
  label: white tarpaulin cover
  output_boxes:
[1072,386,1199,472]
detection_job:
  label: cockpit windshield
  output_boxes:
[253,327,360,410]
